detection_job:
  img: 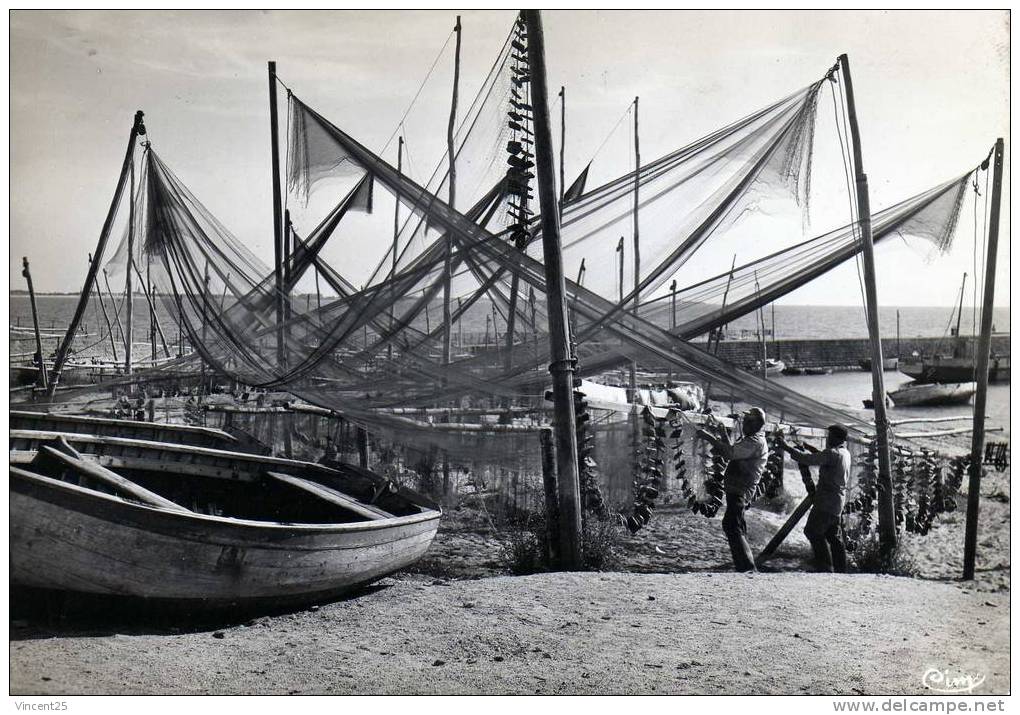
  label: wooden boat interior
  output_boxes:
[10,410,242,450]
[11,429,439,526]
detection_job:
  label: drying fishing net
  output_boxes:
[37,14,985,541]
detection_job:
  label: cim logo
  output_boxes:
[922,668,986,694]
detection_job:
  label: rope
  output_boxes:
[379,27,456,158]
[829,77,869,313]
[589,103,633,164]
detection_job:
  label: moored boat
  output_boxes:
[898,355,1010,384]
[887,381,977,407]
[9,429,441,608]
[747,358,786,377]
[859,357,899,372]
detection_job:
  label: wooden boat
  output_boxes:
[887,381,977,407]
[10,410,246,450]
[859,357,899,372]
[10,429,441,607]
[747,358,786,377]
[898,355,1010,384]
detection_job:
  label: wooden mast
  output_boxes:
[839,53,896,549]
[49,110,145,396]
[125,155,136,376]
[21,257,48,390]
[558,85,565,214]
[964,137,1004,580]
[953,272,967,357]
[629,96,640,432]
[390,136,403,361]
[525,8,583,570]
[268,61,286,370]
[442,15,462,371]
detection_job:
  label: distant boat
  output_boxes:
[898,355,1010,384]
[859,357,899,372]
[803,367,832,375]
[887,381,977,407]
[747,358,786,377]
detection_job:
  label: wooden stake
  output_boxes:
[540,426,560,567]
[442,16,462,371]
[839,53,896,549]
[525,9,583,570]
[125,155,135,377]
[21,257,48,390]
[268,61,286,369]
[964,138,1004,580]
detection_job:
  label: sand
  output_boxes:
[10,572,1009,695]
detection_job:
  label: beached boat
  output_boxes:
[10,410,249,450]
[887,381,976,407]
[9,429,441,607]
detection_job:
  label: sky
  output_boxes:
[9,9,1010,310]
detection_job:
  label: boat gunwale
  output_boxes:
[10,410,238,441]
[11,465,442,539]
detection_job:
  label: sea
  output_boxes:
[9,294,1010,438]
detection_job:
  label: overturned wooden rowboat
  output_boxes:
[10,428,441,608]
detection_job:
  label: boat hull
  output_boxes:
[10,469,440,607]
[887,382,977,407]
[898,356,1010,384]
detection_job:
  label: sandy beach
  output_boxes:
[10,448,1010,696]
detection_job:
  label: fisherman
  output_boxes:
[778,425,851,573]
[695,407,769,572]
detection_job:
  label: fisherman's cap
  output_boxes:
[827,424,849,441]
[744,407,766,424]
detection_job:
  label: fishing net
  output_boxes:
[37,14,982,528]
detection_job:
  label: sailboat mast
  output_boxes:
[48,110,145,396]
[442,16,462,370]
[268,61,286,370]
[964,137,1004,580]
[839,53,897,550]
[954,272,967,356]
[524,8,582,570]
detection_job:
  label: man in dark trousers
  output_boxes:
[779,425,851,573]
[695,407,769,572]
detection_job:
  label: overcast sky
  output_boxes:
[10,10,1009,308]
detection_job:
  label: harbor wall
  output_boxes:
[694,335,1011,369]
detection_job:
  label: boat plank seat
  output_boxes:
[264,471,394,521]
[34,443,192,514]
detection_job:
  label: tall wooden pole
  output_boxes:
[148,258,156,362]
[616,237,625,303]
[390,136,403,361]
[839,53,896,548]
[964,138,1004,580]
[525,9,582,570]
[21,257,48,390]
[268,61,286,369]
[125,156,135,376]
[630,97,641,447]
[49,110,145,395]
[558,85,566,215]
[442,16,462,371]
[669,278,677,382]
